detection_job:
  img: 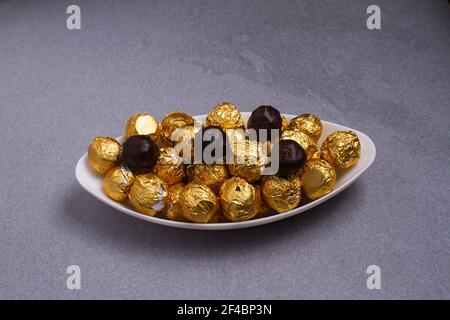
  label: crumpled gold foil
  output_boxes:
[129,173,168,216]
[163,183,187,221]
[281,129,320,161]
[321,130,360,169]
[180,180,219,223]
[261,175,302,213]
[228,139,267,182]
[160,111,196,146]
[288,113,323,142]
[87,136,121,174]
[125,114,159,141]
[219,177,258,222]
[206,102,244,129]
[253,184,273,217]
[103,166,135,202]
[153,147,186,186]
[281,115,289,132]
[187,164,229,194]
[301,159,336,200]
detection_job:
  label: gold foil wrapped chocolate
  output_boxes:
[281,115,289,132]
[261,175,302,213]
[288,113,322,142]
[253,185,273,217]
[125,114,159,141]
[206,102,244,129]
[219,177,258,222]
[187,164,229,194]
[163,184,186,221]
[321,130,361,169]
[180,180,219,223]
[281,129,320,161]
[103,166,135,202]
[128,173,168,216]
[228,139,267,182]
[301,159,336,200]
[87,137,121,174]
[153,147,186,186]
[160,111,196,146]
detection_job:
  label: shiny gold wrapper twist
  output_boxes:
[87,137,121,174]
[163,184,187,221]
[160,111,196,146]
[124,114,159,141]
[128,173,168,216]
[103,166,135,202]
[261,175,302,213]
[187,164,229,194]
[288,113,322,142]
[228,139,267,182]
[206,102,244,129]
[153,147,186,186]
[219,177,258,222]
[180,180,219,223]
[301,159,336,200]
[321,131,360,169]
[281,129,320,161]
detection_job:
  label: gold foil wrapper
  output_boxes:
[321,130,361,169]
[153,147,186,186]
[301,159,336,200]
[180,180,219,223]
[261,175,302,213]
[163,184,187,221]
[288,113,322,142]
[281,129,320,161]
[281,115,289,132]
[103,166,135,202]
[228,139,267,182]
[124,114,159,141]
[129,173,168,216]
[87,137,121,174]
[253,184,273,217]
[219,177,258,222]
[160,111,196,146]
[206,102,244,129]
[187,164,229,194]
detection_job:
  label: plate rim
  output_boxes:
[75,115,376,230]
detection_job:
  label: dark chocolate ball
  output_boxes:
[247,105,282,141]
[121,135,159,172]
[194,126,228,163]
[277,139,307,176]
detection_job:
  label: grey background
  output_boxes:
[0,0,449,299]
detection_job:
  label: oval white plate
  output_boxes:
[76,113,376,230]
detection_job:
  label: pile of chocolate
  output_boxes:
[87,103,361,223]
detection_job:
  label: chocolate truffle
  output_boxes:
[128,173,168,216]
[301,160,336,200]
[247,105,282,141]
[288,114,323,142]
[87,137,121,174]
[124,114,159,141]
[206,102,244,129]
[277,139,307,176]
[321,130,360,169]
[121,135,159,173]
[219,177,258,222]
[261,175,302,213]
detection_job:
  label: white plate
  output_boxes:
[75,113,376,230]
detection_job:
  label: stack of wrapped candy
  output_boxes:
[87,102,361,223]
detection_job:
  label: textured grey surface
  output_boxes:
[0,0,449,299]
